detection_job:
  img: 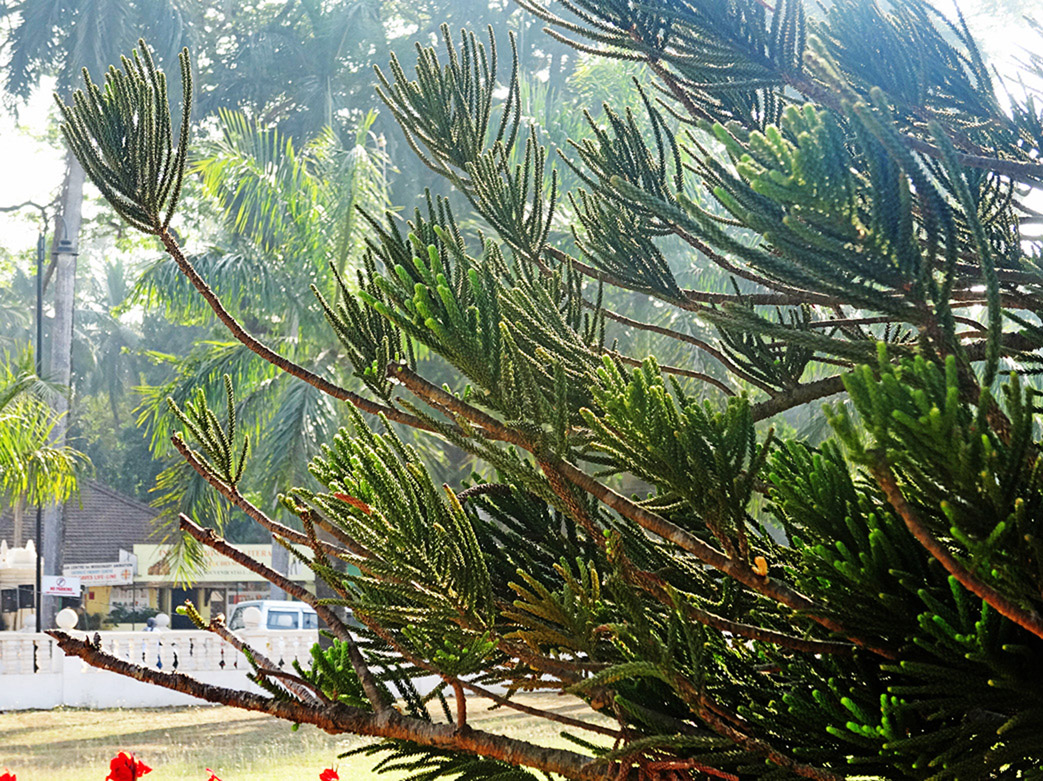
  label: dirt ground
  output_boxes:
[0,693,610,780]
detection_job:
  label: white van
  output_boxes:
[227,599,318,631]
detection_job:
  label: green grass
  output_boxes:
[0,695,610,780]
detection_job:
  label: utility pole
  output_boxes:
[41,155,84,631]
[35,231,44,633]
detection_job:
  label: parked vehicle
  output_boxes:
[227,600,318,631]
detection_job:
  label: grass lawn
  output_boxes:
[0,695,610,780]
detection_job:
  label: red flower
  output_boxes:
[0,770,16,781]
[320,769,340,781]
[205,770,223,781]
[106,752,152,781]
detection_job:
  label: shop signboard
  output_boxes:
[63,562,135,586]
[109,586,151,609]
[133,544,314,583]
[229,586,269,604]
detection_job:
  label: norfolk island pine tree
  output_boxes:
[47,1,1043,778]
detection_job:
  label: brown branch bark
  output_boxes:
[750,374,848,421]
[642,759,739,781]
[899,134,1043,186]
[805,315,985,332]
[256,668,332,704]
[172,434,349,558]
[157,229,429,431]
[743,329,1041,423]
[201,615,323,703]
[177,514,389,712]
[681,289,849,307]
[388,364,892,658]
[47,632,605,781]
[871,462,1043,641]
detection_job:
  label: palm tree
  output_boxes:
[0,354,84,548]
[74,259,143,430]
[1,0,187,625]
[194,0,382,139]
[134,109,390,582]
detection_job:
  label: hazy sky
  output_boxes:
[1,80,64,250]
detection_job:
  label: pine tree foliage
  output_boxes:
[55,40,191,234]
[53,2,1043,779]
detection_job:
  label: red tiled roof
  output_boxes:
[0,481,159,564]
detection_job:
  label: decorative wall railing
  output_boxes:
[0,629,318,709]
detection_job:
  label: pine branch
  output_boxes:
[597,305,776,393]
[47,632,606,781]
[623,563,854,656]
[613,352,735,396]
[572,7,1043,186]
[171,433,348,558]
[388,363,892,657]
[783,71,1043,186]
[744,331,1034,421]
[51,14,1043,776]
[192,608,325,704]
[177,514,389,712]
[650,670,843,781]
[361,615,623,740]
[155,229,429,429]
[306,507,380,562]
[871,460,1043,641]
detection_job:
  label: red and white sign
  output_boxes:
[63,562,135,586]
[42,575,82,597]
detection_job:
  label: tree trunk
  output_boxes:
[12,497,24,548]
[42,152,84,630]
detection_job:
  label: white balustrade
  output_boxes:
[34,629,318,673]
[0,628,319,709]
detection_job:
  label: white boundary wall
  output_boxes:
[0,630,317,710]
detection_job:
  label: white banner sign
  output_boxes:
[133,544,314,583]
[63,562,135,586]
[42,575,82,597]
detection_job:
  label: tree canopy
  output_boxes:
[48,1,1043,778]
